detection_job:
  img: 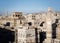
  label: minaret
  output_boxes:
[5,10,8,17]
[46,7,52,39]
[43,7,52,43]
[48,7,52,12]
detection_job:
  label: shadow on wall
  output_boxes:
[0,27,15,43]
[52,19,58,39]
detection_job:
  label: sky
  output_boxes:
[0,0,60,14]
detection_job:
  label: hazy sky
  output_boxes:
[0,0,60,14]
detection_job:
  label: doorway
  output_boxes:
[0,27,15,43]
[39,32,46,43]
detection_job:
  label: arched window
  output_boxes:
[40,22,44,27]
[28,22,32,26]
[6,22,10,26]
[20,21,22,24]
